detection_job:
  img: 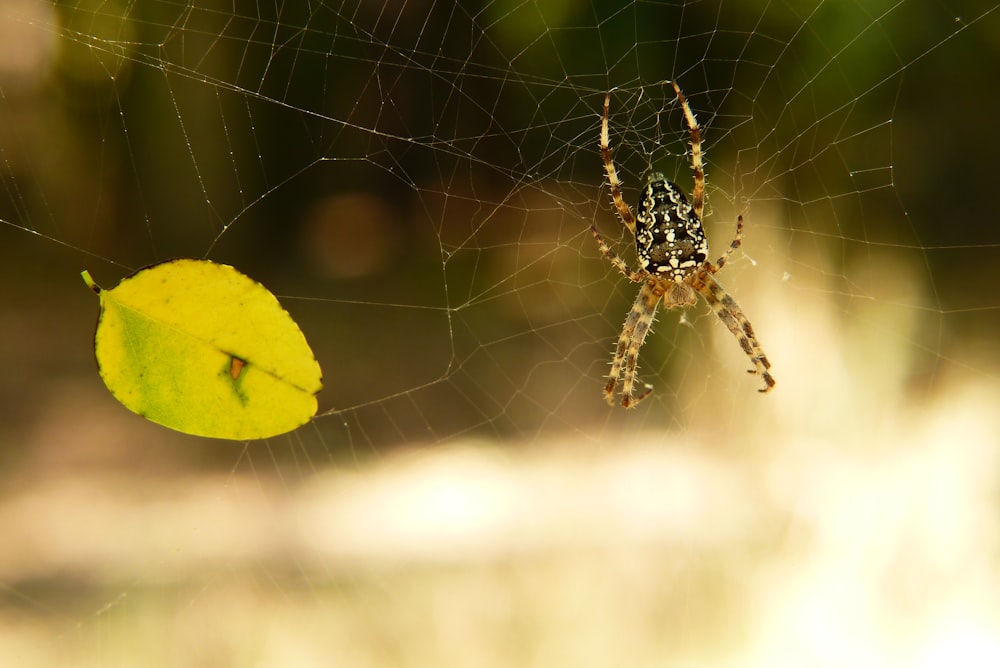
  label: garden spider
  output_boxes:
[592,81,775,407]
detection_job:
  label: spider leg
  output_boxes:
[694,271,775,392]
[670,81,705,221]
[591,225,646,283]
[604,280,660,407]
[713,215,744,271]
[600,93,637,236]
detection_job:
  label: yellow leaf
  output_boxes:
[82,259,323,440]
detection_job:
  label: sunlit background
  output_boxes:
[2,1,1000,666]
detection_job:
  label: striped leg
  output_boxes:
[695,272,775,392]
[604,280,660,407]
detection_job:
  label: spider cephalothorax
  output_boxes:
[592,81,775,407]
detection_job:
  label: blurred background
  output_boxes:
[2,1,1000,666]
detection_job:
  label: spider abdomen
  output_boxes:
[635,174,709,282]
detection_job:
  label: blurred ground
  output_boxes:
[2,381,999,668]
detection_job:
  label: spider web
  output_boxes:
[2,0,1000,665]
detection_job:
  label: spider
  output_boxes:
[592,81,775,407]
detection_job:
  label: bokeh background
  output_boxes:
[2,1,1000,666]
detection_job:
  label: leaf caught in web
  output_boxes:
[81,259,323,440]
